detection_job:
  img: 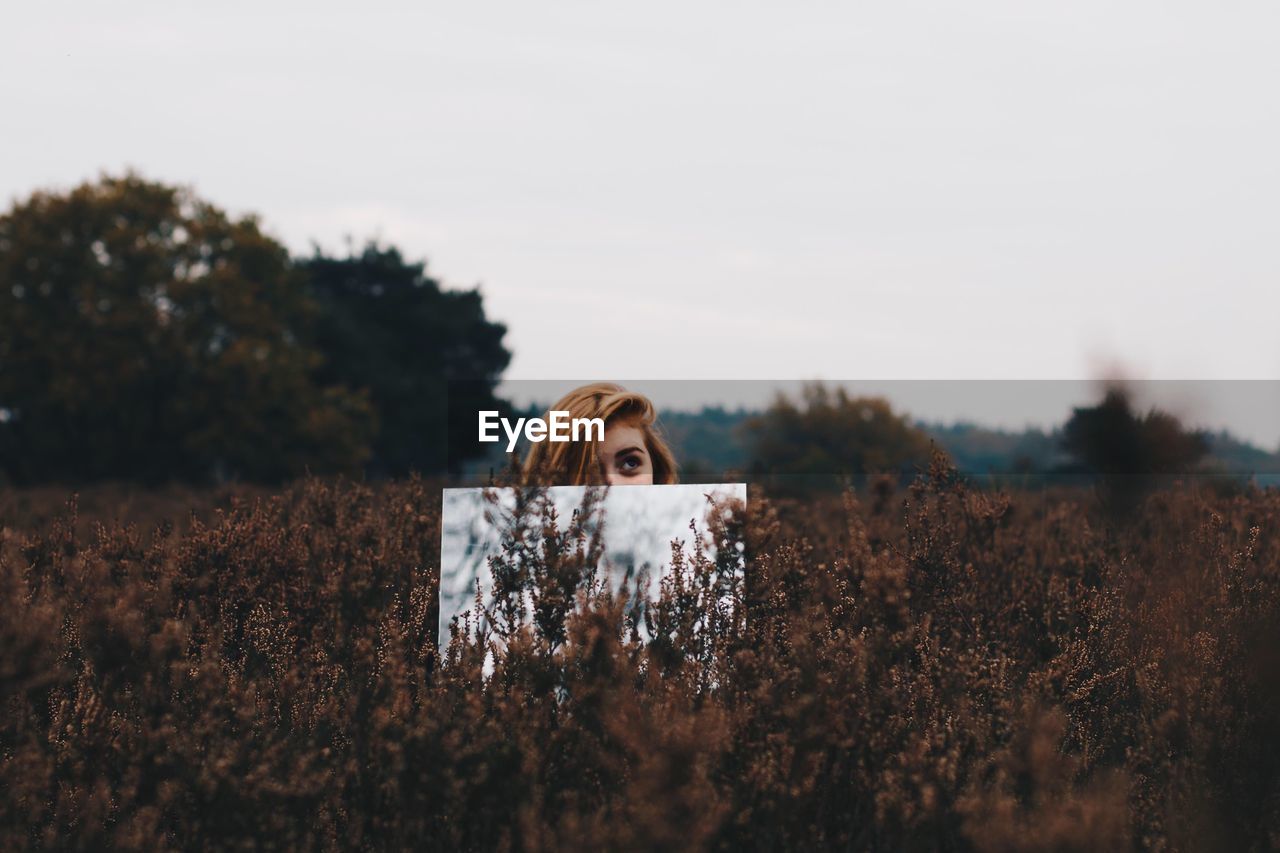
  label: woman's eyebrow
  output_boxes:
[613,445,644,459]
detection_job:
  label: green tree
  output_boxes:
[744,383,934,478]
[0,173,373,484]
[298,242,511,476]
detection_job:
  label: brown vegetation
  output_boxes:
[2,456,1278,850]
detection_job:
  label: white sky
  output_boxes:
[4,2,1279,420]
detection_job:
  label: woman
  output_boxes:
[521,382,678,486]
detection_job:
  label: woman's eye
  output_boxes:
[620,455,641,471]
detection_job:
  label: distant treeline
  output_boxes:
[470,386,1280,491]
[655,395,1280,482]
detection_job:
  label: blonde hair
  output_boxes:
[521,383,678,485]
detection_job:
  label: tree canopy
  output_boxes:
[0,173,511,484]
[744,383,934,478]
[298,242,511,477]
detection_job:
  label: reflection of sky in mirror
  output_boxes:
[439,483,746,648]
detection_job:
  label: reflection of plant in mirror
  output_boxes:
[439,484,747,654]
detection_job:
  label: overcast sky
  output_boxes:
[4,2,1279,438]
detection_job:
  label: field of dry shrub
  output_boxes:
[2,456,1278,851]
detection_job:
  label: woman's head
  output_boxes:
[521,383,677,486]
